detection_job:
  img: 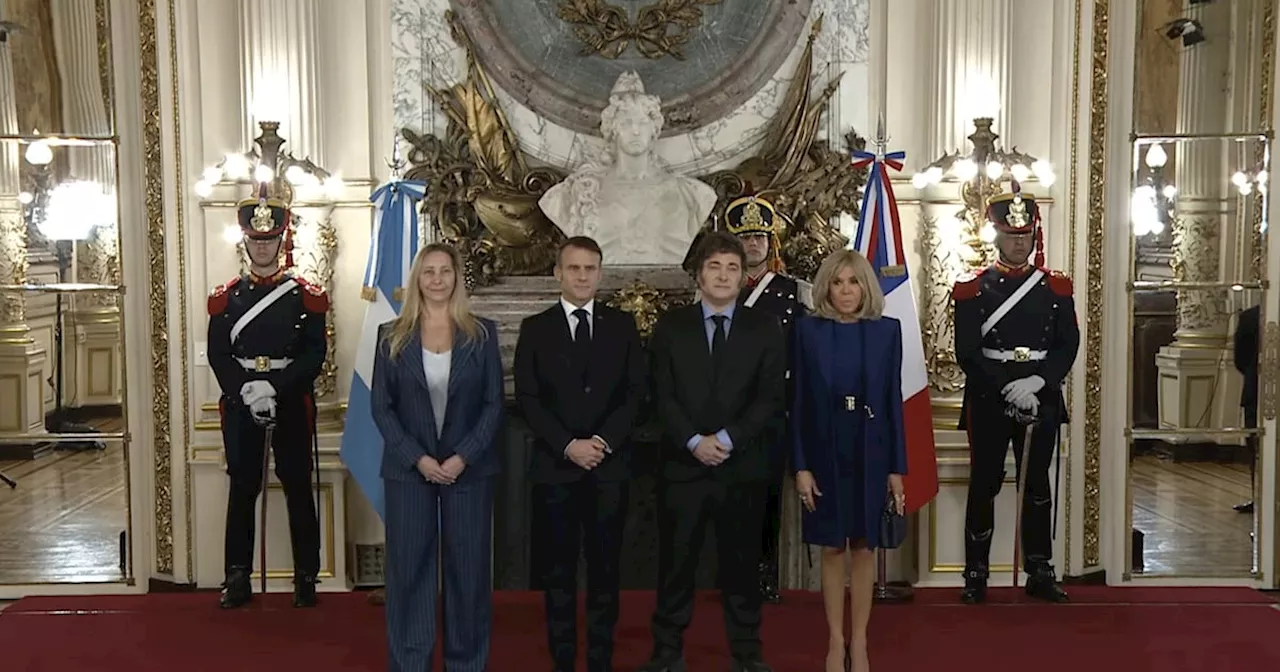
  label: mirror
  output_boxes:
[0,0,129,584]
[1127,135,1269,578]
[1134,0,1271,136]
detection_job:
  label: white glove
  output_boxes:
[1002,375,1045,407]
[240,380,277,406]
[249,397,276,425]
[1012,393,1039,415]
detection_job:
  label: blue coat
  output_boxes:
[789,315,908,549]
[370,319,505,483]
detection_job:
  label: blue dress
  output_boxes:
[832,321,867,543]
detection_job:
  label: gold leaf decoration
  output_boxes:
[556,0,723,60]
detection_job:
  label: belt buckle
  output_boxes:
[845,395,857,411]
[1013,347,1031,363]
[254,356,270,372]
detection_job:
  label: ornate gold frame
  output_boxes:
[1083,0,1109,572]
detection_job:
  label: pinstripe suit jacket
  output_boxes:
[370,319,505,483]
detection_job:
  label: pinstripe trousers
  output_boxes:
[385,477,494,672]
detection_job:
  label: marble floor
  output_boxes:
[0,422,129,584]
[1131,454,1256,577]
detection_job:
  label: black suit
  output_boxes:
[1233,305,1260,507]
[647,301,786,664]
[514,300,645,672]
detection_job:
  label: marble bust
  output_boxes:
[539,72,718,266]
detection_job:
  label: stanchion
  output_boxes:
[872,547,913,603]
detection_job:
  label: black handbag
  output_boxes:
[879,496,907,549]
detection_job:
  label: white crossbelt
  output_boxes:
[743,271,776,307]
[235,356,293,372]
[980,269,1044,337]
[981,347,1047,362]
[230,279,298,344]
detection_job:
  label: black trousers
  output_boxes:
[963,398,1059,575]
[533,479,629,672]
[760,471,783,574]
[220,394,320,578]
[651,479,767,661]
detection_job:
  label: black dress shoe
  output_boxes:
[1234,501,1254,513]
[293,575,319,608]
[960,568,987,604]
[1025,569,1069,603]
[732,658,773,672]
[637,655,686,672]
[219,567,252,609]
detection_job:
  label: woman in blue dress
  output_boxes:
[790,249,908,672]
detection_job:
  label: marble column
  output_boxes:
[51,0,122,407]
[238,0,339,421]
[239,0,324,164]
[1156,0,1239,433]
[0,8,48,436]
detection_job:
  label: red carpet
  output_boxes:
[2,588,1278,670]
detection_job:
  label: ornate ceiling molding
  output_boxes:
[448,0,812,136]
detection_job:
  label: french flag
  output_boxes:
[852,147,939,514]
[338,177,428,521]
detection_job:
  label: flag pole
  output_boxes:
[871,113,915,605]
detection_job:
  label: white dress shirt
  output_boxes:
[561,297,594,340]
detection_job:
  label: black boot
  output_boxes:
[219,567,252,609]
[960,568,987,604]
[759,562,781,604]
[1024,565,1068,603]
[293,574,319,608]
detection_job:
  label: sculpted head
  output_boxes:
[600,72,663,159]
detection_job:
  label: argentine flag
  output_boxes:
[851,144,939,514]
[339,177,427,520]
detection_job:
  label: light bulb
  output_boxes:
[24,140,53,166]
[911,173,930,190]
[322,175,344,198]
[953,159,978,181]
[223,224,243,244]
[194,180,213,198]
[1232,171,1249,187]
[979,223,996,243]
[1257,170,1269,185]
[926,166,943,184]
[285,165,306,185]
[1038,170,1056,187]
[254,164,274,184]
[985,161,1004,180]
[18,191,34,205]
[1239,182,1254,195]
[202,166,223,183]
[223,153,251,180]
[1162,184,1177,199]
[1144,144,1167,169]
[1011,164,1031,182]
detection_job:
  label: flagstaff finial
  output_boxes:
[875,114,889,158]
[386,136,405,180]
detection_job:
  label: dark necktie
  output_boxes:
[710,314,728,356]
[572,308,591,361]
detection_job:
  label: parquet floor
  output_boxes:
[0,418,128,584]
[1131,454,1256,576]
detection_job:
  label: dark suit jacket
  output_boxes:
[514,302,646,483]
[650,302,786,484]
[1234,305,1260,409]
[370,318,505,483]
[789,316,907,548]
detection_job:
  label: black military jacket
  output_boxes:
[952,263,1079,427]
[206,270,329,402]
[737,271,810,332]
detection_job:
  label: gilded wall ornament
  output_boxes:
[556,0,723,60]
[604,280,689,341]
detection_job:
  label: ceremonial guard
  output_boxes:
[207,193,328,609]
[725,194,811,604]
[952,186,1079,604]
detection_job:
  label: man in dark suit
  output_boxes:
[1232,304,1259,513]
[514,236,647,672]
[641,231,786,672]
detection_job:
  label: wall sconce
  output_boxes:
[1132,143,1176,236]
[1231,166,1268,195]
[195,120,342,243]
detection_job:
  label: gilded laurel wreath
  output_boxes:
[555,0,723,60]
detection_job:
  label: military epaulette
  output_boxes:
[207,277,240,316]
[951,269,984,301]
[1045,269,1073,297]
[294,276,330,313]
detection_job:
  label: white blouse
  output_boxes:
[423,348,451,437]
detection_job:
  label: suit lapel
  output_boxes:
[404,330,429,392]
[446,328,476,403]
[586,308,608,384]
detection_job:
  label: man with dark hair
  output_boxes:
[1232,303,1259,514]
[724,194,811,603]
[207,193,328,609]
[641,231,786,672]
[515,235,647,672]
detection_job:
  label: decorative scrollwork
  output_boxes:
[556,0,723,60]
[402,11,566,286]
[605,280,691,341]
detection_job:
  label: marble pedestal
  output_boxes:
[1155,340,1243,444]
